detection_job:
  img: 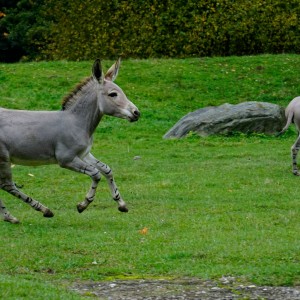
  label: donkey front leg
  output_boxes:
[84,153,128,212]
[60,157,101,213]
[0,199,19,224]
[291,135,300,175]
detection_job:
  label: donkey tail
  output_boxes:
[276,111,294,137]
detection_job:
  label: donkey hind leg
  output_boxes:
[0,164,54,218]
[291,134,300,175]
[0,199,19,224]
[1,183,54,217]
[60,157,101,213]
[84,153,128,212]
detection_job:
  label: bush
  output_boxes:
[1,0,300,61]
[0,0,49,62]
[41,0,300,60]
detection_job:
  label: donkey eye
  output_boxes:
[108,92,118,98]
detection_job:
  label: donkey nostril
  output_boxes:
[133,110,140,117]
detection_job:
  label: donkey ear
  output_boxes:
[92,59,103,83]
[105,57,121,81]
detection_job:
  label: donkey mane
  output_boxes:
[61,76,93,110]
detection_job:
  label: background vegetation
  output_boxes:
[0,54,300,299]
[1,0,300,61]
[0,0,47,62]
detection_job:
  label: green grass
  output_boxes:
[0,55,300,298]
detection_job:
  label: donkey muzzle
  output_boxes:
[130,109,140,122]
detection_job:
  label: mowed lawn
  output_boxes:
[0,55,300,299]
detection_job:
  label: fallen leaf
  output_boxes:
[139,227,149,235]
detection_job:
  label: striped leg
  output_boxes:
[60,156,101,213]
[1,182,54,217]
[0,162,54,218]
[291,134,300,175]
[0,199,19,224]
[84,153,128,212]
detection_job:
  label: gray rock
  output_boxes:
[164,101,286,138]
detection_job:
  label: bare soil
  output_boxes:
[71,277,300,299]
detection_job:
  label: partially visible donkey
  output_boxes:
[0,58,140,223]
[277,96,300,175]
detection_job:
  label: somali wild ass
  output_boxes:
[278,96,300,175]
[0,58,140,223]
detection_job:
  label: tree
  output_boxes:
[0,0,49,62]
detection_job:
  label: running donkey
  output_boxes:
[0,58,140,223]
[278,96,300,175]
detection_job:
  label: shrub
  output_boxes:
[1,0,300,61]
[42,0,300,60]
[0,0,49,62]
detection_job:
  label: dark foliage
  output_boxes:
[0,0,49,62]
[1,0,300,61]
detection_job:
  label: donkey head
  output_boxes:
[92,58,140,122]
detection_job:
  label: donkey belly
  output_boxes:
[0,129,58,166]
[9,143,57,166]
[0,109,62,166]
[10,150,57,166]
[5,129,58,165]
[11,157,57,166]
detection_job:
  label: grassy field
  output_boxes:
[0,54,300,299]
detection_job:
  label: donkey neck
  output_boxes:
[66,79,103,136]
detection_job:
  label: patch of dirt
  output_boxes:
[71,277,300,299]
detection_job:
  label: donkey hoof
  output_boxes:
[4,216,20,224]
[43,209,54,218]
[77,204,85,213]
[118,206,128,213]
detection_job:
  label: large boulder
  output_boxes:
[164,101,286,138]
